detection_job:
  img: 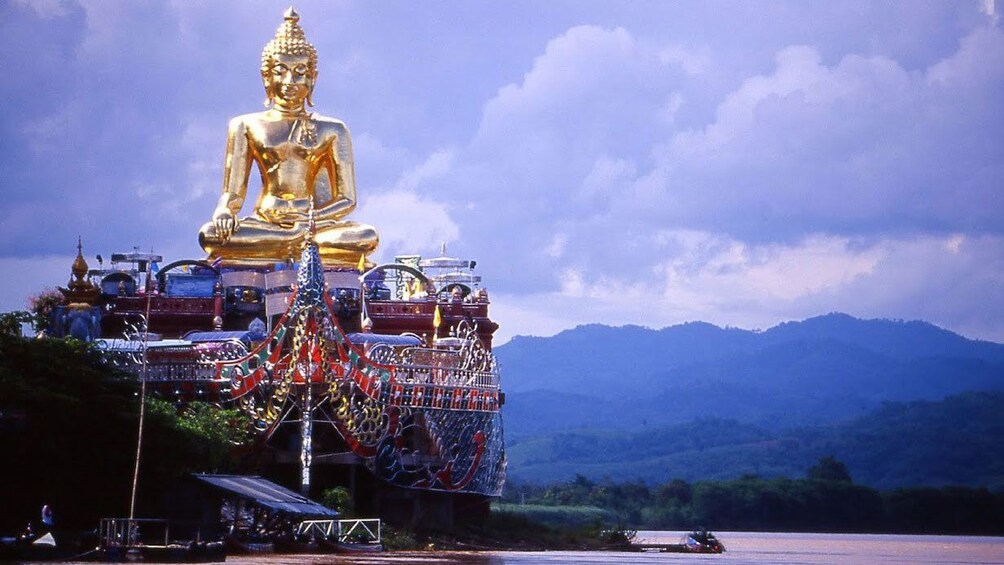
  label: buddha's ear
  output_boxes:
[306,72,316,107]
[261,71,273,107]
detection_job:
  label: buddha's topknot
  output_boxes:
[261,7,318,77]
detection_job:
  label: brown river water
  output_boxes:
[38,531,1004,564]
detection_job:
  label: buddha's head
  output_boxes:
[261,8,318,110]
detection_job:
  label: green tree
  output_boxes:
[145,399,253,474]
[0,311,33,338]
[807,455,853,483]
[321,486,355,516]
[0,335,252,530]
[27,289,65,333]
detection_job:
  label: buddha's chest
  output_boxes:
[247,119,332,163]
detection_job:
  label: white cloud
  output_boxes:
[659,92,686,126]
[628,25,1004,241]
[658,44,708,75]
[404,18,1004,349]
[493,233,1004,344]
[21,107,76,155]
[544,233,568,259]
[476,26,638,141]
[352,148,461,261]
[658,232,884,303]
[981,0,998,24]
[12,0,73,19]
[357,190,459,263]
[579,156,637,205]
[392,149,455,193]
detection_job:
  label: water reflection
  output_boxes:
[39,532,1004,565]
[227,553,508,565]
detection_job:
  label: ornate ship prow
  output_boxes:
[69,236,507,499]
[221,228,505,497]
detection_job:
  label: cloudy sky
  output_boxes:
[2,0,1002,343]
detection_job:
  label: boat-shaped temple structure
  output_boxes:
[37,8,506,527]
[44,234,507,525]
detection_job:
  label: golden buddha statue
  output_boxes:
[198,8,378,267]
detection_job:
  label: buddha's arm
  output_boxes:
[212,117,253,239]
[314,125,357,220]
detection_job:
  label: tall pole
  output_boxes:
[129,288,154,526]
[300,380,313,497]
[300,334,315,497]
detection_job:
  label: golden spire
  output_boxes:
[71,236,89,280]
[61,237,100,305]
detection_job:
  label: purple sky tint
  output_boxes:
[1,1,1002,343]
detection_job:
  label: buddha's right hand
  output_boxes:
[213,209,238,241]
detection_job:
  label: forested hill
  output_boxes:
[497,313,1004,435]
[495,314,1004,488]
[505,391,1004,490]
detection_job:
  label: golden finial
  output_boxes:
[71,236,89,279]
[62,237,99,305]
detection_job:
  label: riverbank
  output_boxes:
[382,510,632,552]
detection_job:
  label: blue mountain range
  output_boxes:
[495,313,1004,489]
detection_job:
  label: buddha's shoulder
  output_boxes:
[224,111,350,134]
[227,111,271,129]
[310,113,350,132]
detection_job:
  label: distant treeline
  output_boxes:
[501,458,1004,535]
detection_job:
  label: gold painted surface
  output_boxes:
[60,237,100,305]
[198,8,378,266]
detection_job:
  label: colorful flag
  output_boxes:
[433,304,442,329]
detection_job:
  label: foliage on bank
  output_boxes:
[388,509,622,551]
[501,460,1004,535]
[0,334,252,532]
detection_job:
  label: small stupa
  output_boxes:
[59,237,100,306]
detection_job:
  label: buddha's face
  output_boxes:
[267,53,314,108]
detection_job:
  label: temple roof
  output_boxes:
[184,330,263,343]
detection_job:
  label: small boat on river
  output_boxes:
[629,528,726,554]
